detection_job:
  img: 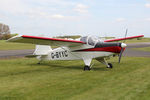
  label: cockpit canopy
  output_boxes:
[80,36,102,46]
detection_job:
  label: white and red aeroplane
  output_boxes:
[8,34,144,70]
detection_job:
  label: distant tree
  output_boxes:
[0,23,3,34]
[2,34,11,40]
[0,23,11,40]
[0,34,2,40]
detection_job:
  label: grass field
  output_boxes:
[0,40,35,50]
[0,57,150,100]
[133,47,150,52]
[121,38,150,43]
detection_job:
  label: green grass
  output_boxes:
[133,47,150,52]
[0,57,150,100]
[0,40,35,50]
[124,38,150,43]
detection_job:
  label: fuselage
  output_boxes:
[36,36,126,61]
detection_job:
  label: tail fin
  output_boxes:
[33,45,52,55]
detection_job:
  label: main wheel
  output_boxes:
[84,66,91,71]
[107,63,113,68]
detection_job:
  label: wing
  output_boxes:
[7,35,86,47]
[104,35,144,42]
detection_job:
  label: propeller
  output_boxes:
[118,43,127,63]
[119,45,125,63]
[123,29,128,43]
[118,29,128,63]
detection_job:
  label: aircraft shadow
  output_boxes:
[29,62,109,71]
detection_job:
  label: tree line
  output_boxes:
[0,23,18,40]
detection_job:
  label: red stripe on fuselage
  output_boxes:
[74,46,125,53]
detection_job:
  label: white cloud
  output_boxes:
[145,18,150,21]
[27,10,73,20]
[74,4,89,13]
[0,14,5,18]
[27,10,44,18]
[51,14,64,19]
[145,3,150,8]
[0,0,85,21]
[0,0,87,21]
[34,0,74,6]
[116,18,126,22]
[0,0,27,15]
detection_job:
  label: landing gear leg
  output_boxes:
[37,56,43,65]
[83,58,92,71]
[99,58,113,68]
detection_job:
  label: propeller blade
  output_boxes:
[123,29,128,43]
[119,48,124,63]
[118,29,128,63]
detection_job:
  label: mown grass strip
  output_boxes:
[0,57,150,100]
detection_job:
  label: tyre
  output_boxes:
[84,66,91,71]
[107,63,113,68]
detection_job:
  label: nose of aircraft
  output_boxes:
[121,43,127,48]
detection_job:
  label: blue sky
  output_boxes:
[0,0,150,37]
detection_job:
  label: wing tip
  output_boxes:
[104,34,145,42]
[7,35,23,42]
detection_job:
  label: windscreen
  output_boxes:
[80,36,101,46]
[88,36,100,46]
[80,36,88,43]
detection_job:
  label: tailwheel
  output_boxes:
[37,60,42,64]
[37,61,41,64]
[37,62,41,64]
[107,63,113,68]
[84,66,91,71]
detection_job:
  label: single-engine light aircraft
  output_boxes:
[8,34,144,70]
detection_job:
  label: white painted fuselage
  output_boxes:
[36,46,114,61]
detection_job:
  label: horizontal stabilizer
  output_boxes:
[34,45,52,55]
